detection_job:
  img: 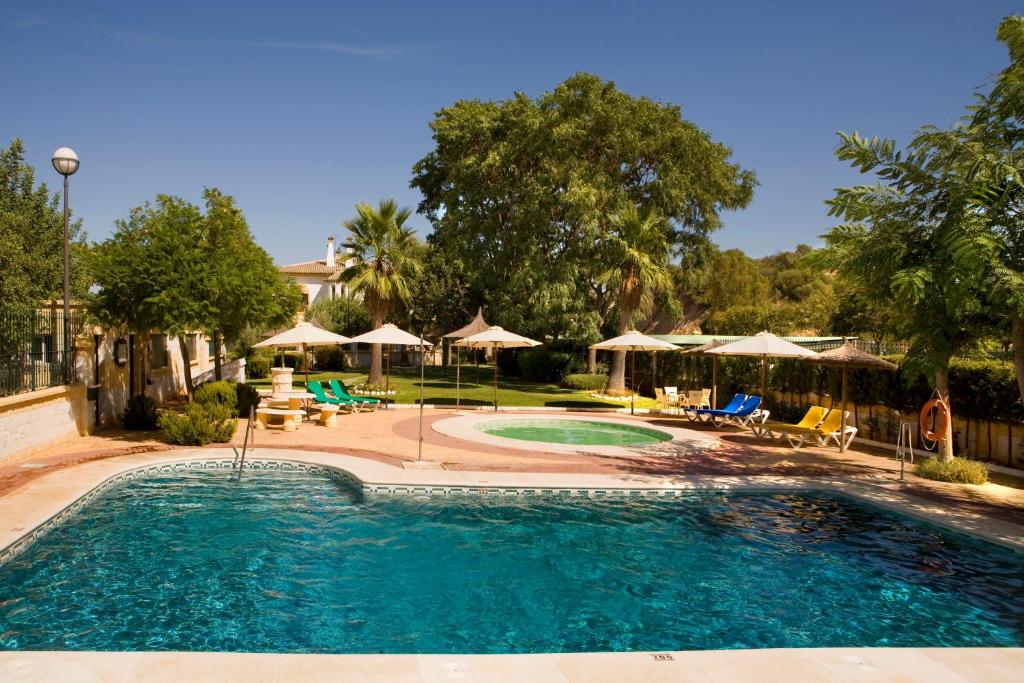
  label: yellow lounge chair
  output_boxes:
[784,409,854,449]
[751,406,827,440]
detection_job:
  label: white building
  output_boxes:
[278,236,357,313]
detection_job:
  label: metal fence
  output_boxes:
[0,307,85,398]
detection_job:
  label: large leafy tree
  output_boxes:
[0,138,89,314]
[598,206,672,392]
[412,73,756,343]
[342,199,423,385]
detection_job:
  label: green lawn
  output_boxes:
[248,364,655,409]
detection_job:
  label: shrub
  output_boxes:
[517,348,573,383]
[914,456,988,485]
[159,402,236,446]
[122,395,158,430]
[194,380,238,412]
[235,382,261,418]
[562,373,610,391]
[246,354,271,379]
[314,346,346,371]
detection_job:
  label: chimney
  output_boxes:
[345,236,355,255]
[326,236,335,268]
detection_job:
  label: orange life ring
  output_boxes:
[919,399,950,442]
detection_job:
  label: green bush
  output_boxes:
[914,456,989,485]
[235,382,261,418]
[246,354,271,379]
[562,373,609,391]
[314,346,346,371]
[194,380,238,412]
[159,402,236,446]
[122,395,158,430]
[517,348,573,383]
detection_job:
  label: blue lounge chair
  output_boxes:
[691,393,746,422]
[697,395,768,428]
[329,379,379,410]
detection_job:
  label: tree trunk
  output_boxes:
[178,336,195,400]
[368,313,384,386]
[213,330,223,381]
[934,364,955,462]
[605,306,632,393]
[1012,315,1024,410]
[587,347,597,374]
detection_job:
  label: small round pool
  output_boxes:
[474,418,673,447]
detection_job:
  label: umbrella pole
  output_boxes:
[385,345,391,406]
[456,345,461,409]
[303,343,309,388]
[760,356,767,398]
[630,349,636,416]
[712,356,718,409]
[840,362,848,453]
[493,347,498,412]
[418,335,425,461]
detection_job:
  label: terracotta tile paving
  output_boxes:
[2,408,1022,525]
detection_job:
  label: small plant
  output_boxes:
[194,380,238,412]
[235,382,261,418]
[914,456,988,485]
[562,373,609,391]
[159,402,236,446]
[122,395,158,430]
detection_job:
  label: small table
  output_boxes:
[271,392,317,417]
[312,403,340,426]
[255,408,306,432]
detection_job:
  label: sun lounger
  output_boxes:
[329,379,380,410]
[307,381,360,411]
[784,409,856,449]
[691,393,746,422]
[751,406,828,440]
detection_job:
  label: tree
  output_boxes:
[412,73,756,343]
[598,206,673,392]
[342,199,423,385]
[0,138,88,314]
[202,188,301,379]
[701,248,772,311]
[307,297,372,337]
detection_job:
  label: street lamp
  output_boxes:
[51,147,79,384]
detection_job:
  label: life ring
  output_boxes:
[919,399,950,442]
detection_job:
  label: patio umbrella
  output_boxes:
[591,330,680,415]
[682,338,729,409]
[252,321,351,387]
[442,307,490,408]
[348,324,434,460]
[804,339,897,452]
[454,326,541,411]
[705,331,816,401]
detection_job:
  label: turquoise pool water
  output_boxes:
[0,468,1021,653]
[475,418,673,446]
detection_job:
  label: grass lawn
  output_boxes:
[248,364,655,410]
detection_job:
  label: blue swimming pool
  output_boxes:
[0,467,1020,653]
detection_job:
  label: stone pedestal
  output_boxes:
[271,367,294,394]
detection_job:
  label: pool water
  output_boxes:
[0,468,1021,653]
[475,418,673,446]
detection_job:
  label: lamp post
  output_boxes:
[51,147,79,384]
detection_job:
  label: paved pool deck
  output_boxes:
[1,407,1022,682]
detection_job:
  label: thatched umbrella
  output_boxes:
[804,339,898,452]
[591,331,680,416]
[442,307,490,407]
[682,338,730,409]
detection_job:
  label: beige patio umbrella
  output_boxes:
[454,326,541,411]
[804,339,897,452]
[705,331,817,402]
[442,307,490,408]
[682,338,730,409]
[252,321,351,386]
[591,330,680,415]
[348,324,434,460]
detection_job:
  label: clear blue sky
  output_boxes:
[2,1,1018,264]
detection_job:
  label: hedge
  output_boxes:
[562,373,609,391]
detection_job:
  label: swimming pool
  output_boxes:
[474,418,674,447]
[0,467,1020,653]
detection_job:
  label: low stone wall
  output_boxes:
[0,384,90,462]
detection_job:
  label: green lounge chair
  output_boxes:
[307,381,358,411]
[329,379,380,410]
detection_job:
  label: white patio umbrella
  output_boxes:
[682,338,730,409]
[252,321,351,386]
[348,323,434,460]
[591,330,680,415]
[705,331,816,400]
[454,326,541,411]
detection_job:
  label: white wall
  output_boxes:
[0,385,90,462]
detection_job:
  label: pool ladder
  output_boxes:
[232,405,256,479]
[895,417,914,480]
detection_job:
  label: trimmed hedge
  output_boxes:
[563,373,610,391]
[314,346,346,371]
[914,457,988,485]
[517,348,574,383]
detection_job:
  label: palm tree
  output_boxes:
[343,199,423,386]
[599,206,673,393]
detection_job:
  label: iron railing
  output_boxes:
[0,307,84,397]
